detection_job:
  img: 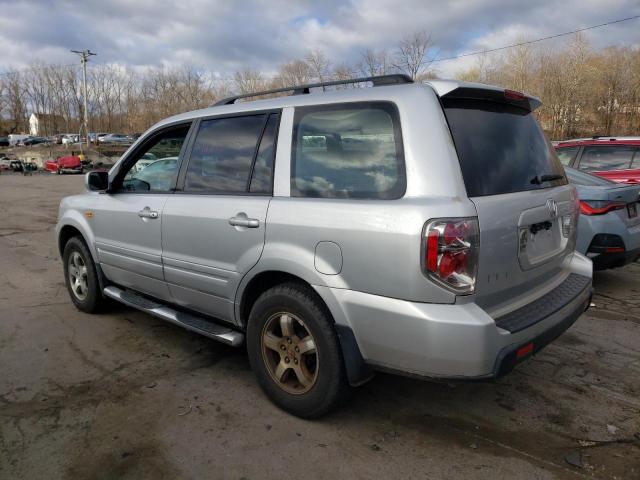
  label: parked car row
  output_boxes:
[0,132,138,147]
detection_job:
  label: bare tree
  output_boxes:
[394,30,436,80]
[305,49,331,87]
[234,68,266,95]
[358,49,392,77]
[276,60,313,87]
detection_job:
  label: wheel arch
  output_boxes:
[56,212,98,262]
[236,268,373,387]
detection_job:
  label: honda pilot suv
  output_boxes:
[56,75,593,418]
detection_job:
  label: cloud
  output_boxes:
[0,0,638,77]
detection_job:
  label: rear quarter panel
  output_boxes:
[255,85,478,304]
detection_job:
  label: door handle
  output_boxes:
[229,215,259,228]
[138,207,159,219]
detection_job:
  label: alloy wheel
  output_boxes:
[68,251,88,301]
[260,312,318,394]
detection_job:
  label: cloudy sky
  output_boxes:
[0,0,638,78]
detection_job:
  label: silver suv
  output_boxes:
[56,75,593,418]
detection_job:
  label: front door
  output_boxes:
[161,112,279,322]
[92,123,192,300]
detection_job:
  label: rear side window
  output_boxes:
[185,114,267,193]
[555,146,579,166]
[291,102,405,199]
[579,146,635,172]
[443,99,566,197]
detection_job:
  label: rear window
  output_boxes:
[443,99,566,197]
[578,145,636,172]
[291,102,405,199]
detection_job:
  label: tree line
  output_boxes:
[1,31,638,140]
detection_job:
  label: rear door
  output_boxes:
[161,112,279,322]
[442,95,577,314]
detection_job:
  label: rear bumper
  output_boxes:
[586,233,640,269]
[314,253,592,380]
[591,247,640,270]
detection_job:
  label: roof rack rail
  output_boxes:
[211,74,413,106]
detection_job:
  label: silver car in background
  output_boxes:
[56,75,593,417]
[566,167,640,269]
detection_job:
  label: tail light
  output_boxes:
[504,89,526,101]
[423,218,479,294]
[579,200,625,216]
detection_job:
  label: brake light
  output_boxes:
[504,89,526,101]
[579,200,626,216]
[423,218,479,293]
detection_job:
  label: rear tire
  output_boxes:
[62,237,105,313]
[247,282,351,418]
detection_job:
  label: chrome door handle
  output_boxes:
[229,215,259,228]
[138,207,159,219]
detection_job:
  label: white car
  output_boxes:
[128,153,157,174]
[62,134,79,145]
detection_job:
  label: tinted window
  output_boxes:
[579,146,635,172]
[443,99,566,197]
[291,102,405,199]
[565,167,615,186]
[121,125,189,192]
[185,115,266,192]
[556,146,579,166]
[250,114,279,194]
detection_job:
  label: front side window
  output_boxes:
[120,125,190,192]
[579,146,635,172]
[185,114,267,193]
[291,102,405,199]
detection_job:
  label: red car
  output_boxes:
[555,137,640,184]
[45,155,83,175]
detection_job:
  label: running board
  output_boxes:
[103,286,244,347]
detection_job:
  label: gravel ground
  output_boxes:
[1,174,638,480]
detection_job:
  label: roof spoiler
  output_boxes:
[427,80,542,112]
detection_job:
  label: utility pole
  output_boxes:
[71,49,96,148]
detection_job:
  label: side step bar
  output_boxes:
[103,286,244,347]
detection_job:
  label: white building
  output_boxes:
[29,113,65,136]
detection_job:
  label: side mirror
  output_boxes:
[85,171,109,191]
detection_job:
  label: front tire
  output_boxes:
[62,237,105,313]
[247,283,350,418]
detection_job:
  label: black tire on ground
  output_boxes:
[246,282,351,418]
[62,236,106,313]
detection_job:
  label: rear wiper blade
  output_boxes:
[530,174,564,185]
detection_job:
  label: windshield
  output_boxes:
[443,98,567,197]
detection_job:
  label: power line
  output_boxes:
[431,14,640,63]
